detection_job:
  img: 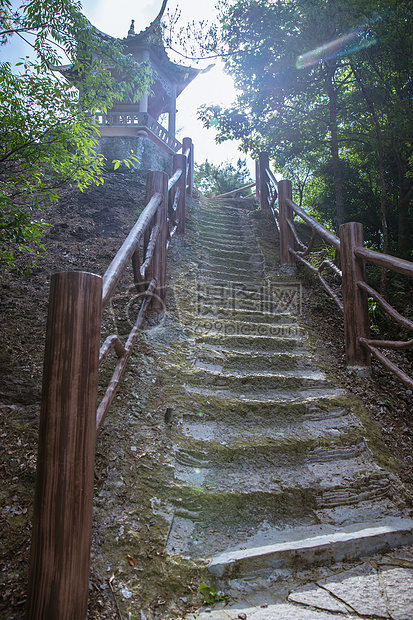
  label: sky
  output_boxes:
[3,0,255,174]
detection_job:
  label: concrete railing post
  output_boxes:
[172,153,186,235]
[278,179,295,266]
[25,271,102,620]
[340,222,371,375]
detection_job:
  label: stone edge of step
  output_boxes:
[208,517,413,578]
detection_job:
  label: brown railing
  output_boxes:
[255,152,413,391]
[25,140,194,620]
[213,182,256,199]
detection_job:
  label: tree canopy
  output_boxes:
[194,158,253,196]
[0,0,151,273]
[199,0,413,258]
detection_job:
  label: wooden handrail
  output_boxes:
[214,182,256,198]
[96,278,157,433]
[255,149,413,388]
[168,167,182,191]
[102,193,161,309]
[357,281,413,332]
[360,341,413,390]
[99,334,126,365]
[355,246,413,278]
[285,198,341,251]
[27,138,195,618]
[265,166,278,190]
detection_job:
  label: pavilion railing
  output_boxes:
[95,111,182,152]
[25,140,194,620]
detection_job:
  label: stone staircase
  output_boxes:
[159,196,413,589]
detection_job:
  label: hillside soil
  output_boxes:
[1,174,412,619]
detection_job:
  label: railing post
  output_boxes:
[25,271,102,620]
[278,179,295,266]
[258,151,270,210]
[182,137,193,196]
[173,153,186,235]
[340,222,371,375]
[146,171,168,312]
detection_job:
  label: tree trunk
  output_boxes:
[398,177,413,259]
[391,138,413,259]
[325,64,345,231]
[350,63,389,292]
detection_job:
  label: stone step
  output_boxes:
[172,364,332,391]
[194,285,301,314]
[191,306,298,325]
[182,383,346,405]
[179,402,356,429]
[198,232,255,246]
[207,518,413,578]
[194,348,312,371]
[199,255,263,271]
[197,228,247,241]
[194,332,306,351]
[200,239,260,257]
[186,318,301,340]
[196,264,262,279]
[173,438,371,472]
[166,481,406,559]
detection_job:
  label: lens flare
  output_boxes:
[296,29,377,69]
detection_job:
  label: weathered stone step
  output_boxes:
[193,280,295,297]
[199,255,263,272]
[187,318,301,341]
[196,264,262,279]
[200,238,260,257]
[190,308,298,328]
[197,226,247,240]
[183,383,346,404]
[198,233,257,248]
[174,437,369,470]
[174,364,332,391]
[207,518,413,578]
[173,458,395,515]
[180,403,356,430]
[166,479,405,559]
[194,348,312,371]
[195,332,306,351]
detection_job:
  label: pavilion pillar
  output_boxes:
[138,50,150,114]
[168,83,177,137]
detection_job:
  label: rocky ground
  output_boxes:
[0,173,412,619]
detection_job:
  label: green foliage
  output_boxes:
[0,0,152,273]
[199,583,226,605]
[200,0,413,255]
[194,158,252,196]
[112,150,140,171]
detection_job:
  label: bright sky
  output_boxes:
[3,0,254,173]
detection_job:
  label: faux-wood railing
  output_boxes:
[256,152,413,391]
[25,139,194,620]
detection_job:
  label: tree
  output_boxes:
[198,0,413,255]
[194,158,253,196]
[0,0,152,273]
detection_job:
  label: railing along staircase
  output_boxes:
[24,145,413,619]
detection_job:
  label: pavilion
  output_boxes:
[92,0,210,171]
